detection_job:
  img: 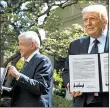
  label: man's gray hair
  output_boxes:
[82,4,108,22]
[18,31,40,48]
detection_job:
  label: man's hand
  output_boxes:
[7,66,20,79]
[67,83,83,97]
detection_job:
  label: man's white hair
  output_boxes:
[82,4,108,22]
[18,31,40,48]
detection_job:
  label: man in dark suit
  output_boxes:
[3,31,53,107]
[62,4,109,107]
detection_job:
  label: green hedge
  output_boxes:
[52,95,72,107]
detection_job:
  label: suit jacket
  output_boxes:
[62,35,109,107]
[6,52,53,107]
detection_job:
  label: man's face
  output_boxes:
[83,12,104,38]
[18,37,33,59]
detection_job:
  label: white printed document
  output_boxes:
[69,53,108,93]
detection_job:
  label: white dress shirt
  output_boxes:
[26,50,39,62]
[88,29,107,53]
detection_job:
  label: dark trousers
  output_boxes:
[84,96,109,107]
[84,101,102,107]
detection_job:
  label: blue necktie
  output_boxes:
[90,39,99,54]
[86,39,100,104]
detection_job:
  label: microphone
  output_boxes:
[4,51,21,67]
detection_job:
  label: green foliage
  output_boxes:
[43,9,63,32]
[41,24,86,59]
[0,0,64,58]
[0,0,42,56]
[0,14,18,54]
[1,0,107,59]
[53,69,63,89]
[78,0,108,5]
[16,59,24,71]
[52,95,72,107]
[53,69,66,98]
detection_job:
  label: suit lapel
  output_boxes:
[80,34,109,54]
[80,36,90,54]
[23,52,41,77]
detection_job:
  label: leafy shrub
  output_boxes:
[16,59,24,71]
[52,95,72,107]
[41,24,86,59]
[53,69,63,89]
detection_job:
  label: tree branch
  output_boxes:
[10,23,20,35]
[61,0,78,9]
[38,5,52,17]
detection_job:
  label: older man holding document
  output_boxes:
[62,4,109,107]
